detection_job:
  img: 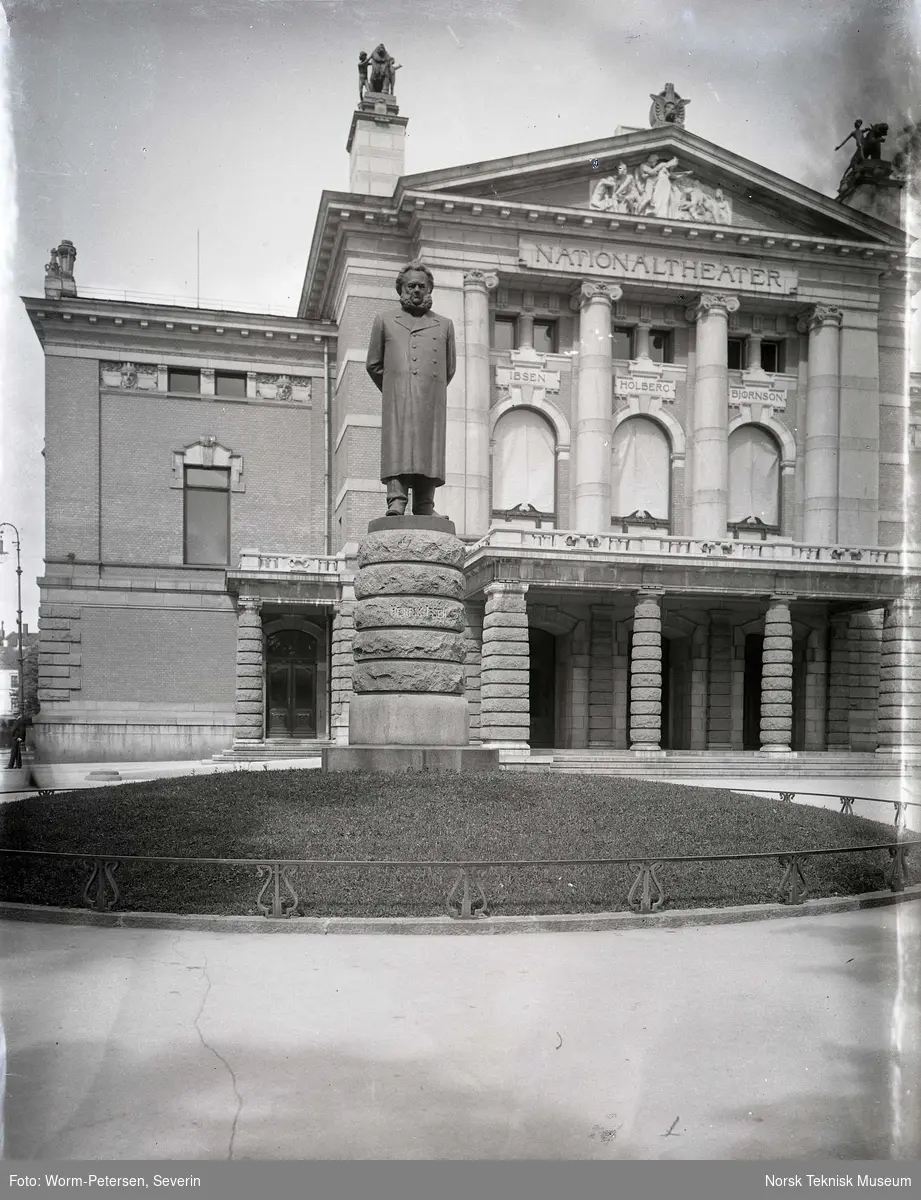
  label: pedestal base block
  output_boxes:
[322,746,499,774]
[349,693,468,746]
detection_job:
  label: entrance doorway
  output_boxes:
[743,634,763,750]
[266,628,318,737]
[529,628,556,748]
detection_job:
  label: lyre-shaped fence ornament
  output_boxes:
[779,792,796,803]
[81,857,121,912]
[893,802,906,829]
[885,845,908,893]
[446,867,489,919]
[777,854,807,905]
[255,864,300,918]
[839,796,855,816]
[627,861,665,914]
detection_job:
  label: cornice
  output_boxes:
[23,295,336,361]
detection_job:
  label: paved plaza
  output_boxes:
[1,903,918,1160]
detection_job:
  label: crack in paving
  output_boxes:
[178,938,243,1160]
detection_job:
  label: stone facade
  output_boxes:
[22,83,919,763]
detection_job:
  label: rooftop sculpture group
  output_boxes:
[835,119,894,196]
[590,156,732,224]
[358,43,400,100]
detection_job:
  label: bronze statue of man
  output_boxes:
[366,264,456,518]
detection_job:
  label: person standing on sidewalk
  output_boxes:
[6,713,27,769]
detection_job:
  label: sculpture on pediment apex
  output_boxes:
[649,83,690,128]
[367,44,400,94]
[835,119,893,195]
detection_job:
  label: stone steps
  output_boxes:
[212,741,330,763]
[507,751,899,778]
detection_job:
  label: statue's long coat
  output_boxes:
[366,309,457,485]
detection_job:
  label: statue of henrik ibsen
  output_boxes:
[365,262,457,518]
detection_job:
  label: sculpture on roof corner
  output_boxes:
[366,263,456,519]
[649,83,689,128]
[834,119,894,196]
[360,44,400,97]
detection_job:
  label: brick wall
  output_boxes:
[45,357,100,560]
[81,606,236,704]
[101,392,325,563]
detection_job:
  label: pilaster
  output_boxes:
[235,596,264,742]
[463,269,499,537]
[630,591,663,751]
[480,582,530,749]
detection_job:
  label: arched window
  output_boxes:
[492,408,556,524]
[611,416,670,527]
[728,425,780,529]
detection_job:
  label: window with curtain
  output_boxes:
[491,408,555,520]
[728,425,781,527]
[611,416,670,524]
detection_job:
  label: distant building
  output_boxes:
[22,81,920,763]
[0,625,37,718]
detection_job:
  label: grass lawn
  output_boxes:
[0,771,913,918]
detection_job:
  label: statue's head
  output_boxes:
[374,43,387,55]
[396,263,434,315]
[645,153,658,165]
[616,162,628,176]
[358,50,368,62]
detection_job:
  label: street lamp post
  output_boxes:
[0,523,25,719]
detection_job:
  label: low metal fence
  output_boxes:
[1,784,918,920]
[0,839,916,920]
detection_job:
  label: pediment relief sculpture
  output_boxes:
[589,156,732,224]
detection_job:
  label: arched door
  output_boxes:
[266,628,317,737]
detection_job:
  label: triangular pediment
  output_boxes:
[401,126,901,243]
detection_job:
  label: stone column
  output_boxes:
[234,596,264,742]
[634,322,652,360]
[572,281,622,531]
[630,591,663,751]
[329,588,356,745]
[746,332,763,371]
[878,597,921,754]
[803,628,828,751]
[588,606,614,745]
[463,269,498,537]
[686,293,739,537]
[826,614,851,748]
[707,613,733,750]
[761,596,794,752]
[848,610,882,750]
[518,310,535,350]
[689,619,710,750]
[568,618,590,749]
[351,528,469,745]
[798,304,842,545]
[480,582,530,749]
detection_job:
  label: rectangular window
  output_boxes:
[649,329,673,364]
[169,368,201,394]
[214,370,247,399]
[760,341,784,373]
[727,338,745,370]
[493,315,518,351]
[612,326,633,360]
[532,319,557,354]
[184,466,230,565]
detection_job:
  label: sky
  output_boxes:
[0,0,918,626]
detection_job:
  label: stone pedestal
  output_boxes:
[349,519,469,747]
